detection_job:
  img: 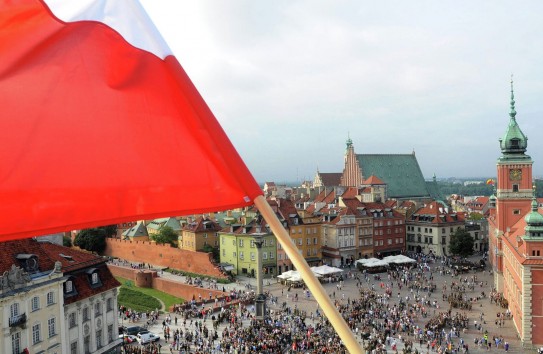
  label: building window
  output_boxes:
[47,291,55,306]
[70,341,78,354]
[84,335,90,354]
[82,307,89,322]
[31,296,40,312]
[107,298,113,312]
[513,184,519,192]
[250,240,255,248]
[239,251,244,260]
[278,253,283,260]
[69,312,77,328]
[298,238,302,245]
[203,233,208,238]
[48,317,56,337]
[233,252,236,258]
[270,252,274,259]
[32,323,41,344]
[96,329,103,348]
[11,332,20,354]
[250,252,255,261]
[95,302,102,317]
[91,272,99,285]
[388,239,392,245]
[313,237,318,245]
[70,341,77,354]
[10,303,20,318]
[263,252,268,260]
[108,324,114,342]
[239,240,243,247]
[66,280,73,293]
[513,209,520,215]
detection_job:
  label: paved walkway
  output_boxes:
[122,257,531,353]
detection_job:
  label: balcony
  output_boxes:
[9,313,26,327]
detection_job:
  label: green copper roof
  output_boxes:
[499,79,530,161]
[356,154,430,198]
[525,187,543,234]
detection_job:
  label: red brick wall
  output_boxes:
[107,264,226,307]
[152,277,224,301]
[109,265,136,280]
[103,238,226,278]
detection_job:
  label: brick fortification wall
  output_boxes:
[104,238,226,278]
[108,265,226,305]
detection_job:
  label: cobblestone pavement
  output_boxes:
[122,257,535,353]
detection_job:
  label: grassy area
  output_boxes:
[115,277,184,313]
[118,287,161,313]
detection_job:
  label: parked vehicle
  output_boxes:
[137,332,160,344]
[122,326,147,336]
[119,334,138,344]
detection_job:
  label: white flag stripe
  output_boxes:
[43,0,172,59]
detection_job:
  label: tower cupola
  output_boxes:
[524,186,543,237]
[499,78,529,160]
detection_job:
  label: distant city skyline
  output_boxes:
[141,1,543,183]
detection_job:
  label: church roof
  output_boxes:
[356,153,430,199]
[318,172,342,187]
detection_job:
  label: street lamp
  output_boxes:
[253,234,266,320]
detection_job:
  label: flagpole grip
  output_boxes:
[254,195,363,354]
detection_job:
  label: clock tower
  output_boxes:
[489,80,533,292]
[495,80,533,232]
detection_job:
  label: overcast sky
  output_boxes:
[140,1,543,184]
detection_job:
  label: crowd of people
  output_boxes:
[118,253,516,353]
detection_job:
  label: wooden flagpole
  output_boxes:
[254,195,363,354]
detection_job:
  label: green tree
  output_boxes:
[150,226,178,246]
[202,244,220,262]
[74,228,107,253]
[63,236,72,247]
[468,212,484,221]
[448,228,474,257]
[102,224,117,237]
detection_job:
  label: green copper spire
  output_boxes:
[510,75,517,119]
[499,76,529,160]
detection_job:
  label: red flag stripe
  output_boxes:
[0,0,262,240]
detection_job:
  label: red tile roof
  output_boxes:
[0,239,120,305]
[411,201,464,224]
[183,216,222,232]
[0,238,57,273]
[364,175,385,185]
[318,173,342,186]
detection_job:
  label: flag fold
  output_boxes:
[0,0,262,240]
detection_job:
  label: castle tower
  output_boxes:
[490,79,533,291]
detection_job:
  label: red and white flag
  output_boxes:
[0,0,262,240]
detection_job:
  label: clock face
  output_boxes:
[509,168,522,181]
